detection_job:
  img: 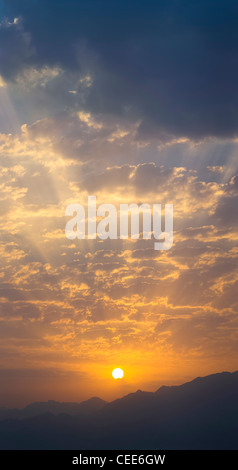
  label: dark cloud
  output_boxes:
[0,16,34,78]
[214,194,238,225]
[1,1,238,139]
[212,172,238,225]
[155,313,237,351]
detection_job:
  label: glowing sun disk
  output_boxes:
[112,368,124,379]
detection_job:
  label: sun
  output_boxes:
[112,368,124,379]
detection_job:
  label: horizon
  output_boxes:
[1,369,237,409]
[1,369,238,451]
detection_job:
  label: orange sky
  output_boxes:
[0,4,238,408]
[0,113,237,407]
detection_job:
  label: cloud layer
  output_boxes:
[1,1,238,139]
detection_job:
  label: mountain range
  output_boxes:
[0,371,237,449]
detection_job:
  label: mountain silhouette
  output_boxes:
[0,371,237,449]
[0,397,107,421]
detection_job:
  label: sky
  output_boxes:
[0,0,238,407]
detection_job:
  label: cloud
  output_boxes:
[15,65,62,89]
[0,16,34,78]
[0,75,5,87]
[1,1,238,139]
